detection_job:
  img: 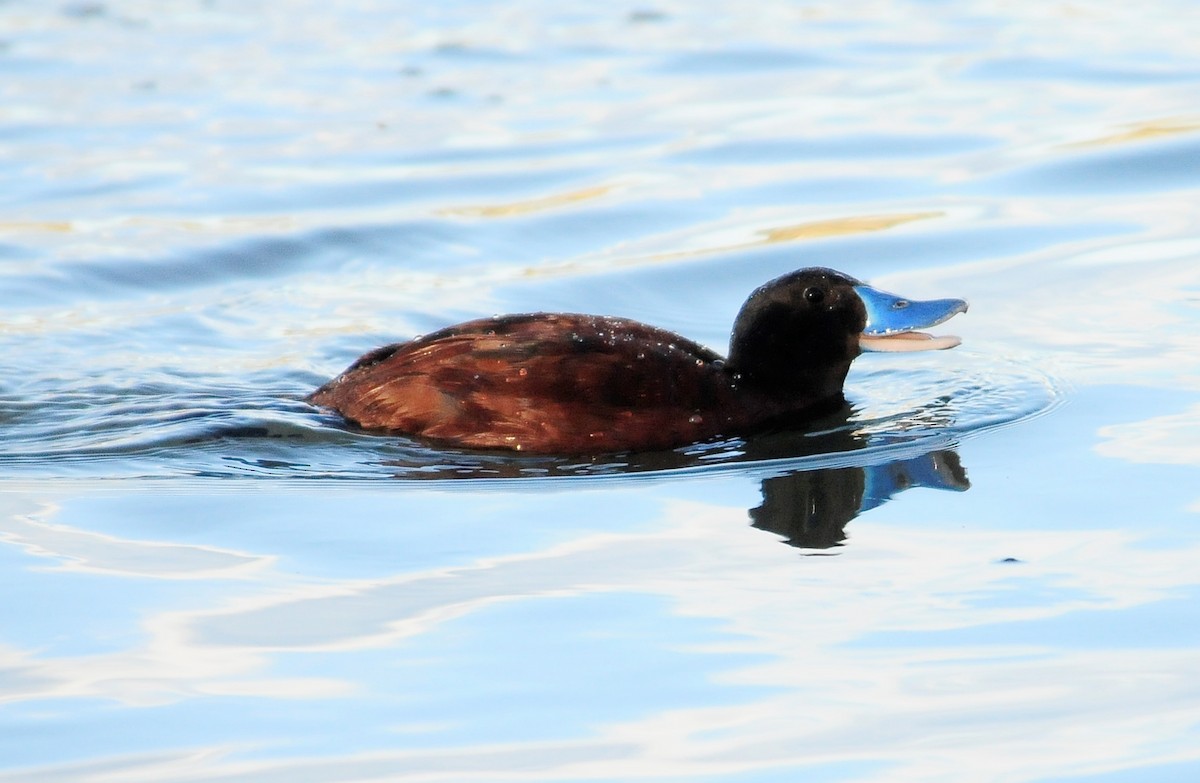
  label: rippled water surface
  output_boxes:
[3,1,1200,781]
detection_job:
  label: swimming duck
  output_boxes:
[307,267,966,453]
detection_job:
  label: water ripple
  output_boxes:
[0,348,1058,483]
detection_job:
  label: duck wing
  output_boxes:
[307,313,739,452]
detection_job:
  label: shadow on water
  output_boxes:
[750,449,968,549]
[368,403,971,551]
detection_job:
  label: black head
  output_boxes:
[727,268,867,401]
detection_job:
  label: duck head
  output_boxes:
[727,267,967,400]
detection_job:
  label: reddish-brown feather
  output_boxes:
[307,313,804,453]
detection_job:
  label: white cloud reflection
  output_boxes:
[0,502,271,579]
[1097,404,1200,466]
[0,496,1198,781]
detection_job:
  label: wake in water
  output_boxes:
[0,348,1058,482]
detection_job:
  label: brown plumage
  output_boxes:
[308,313,778,452]
[306,268,966,454]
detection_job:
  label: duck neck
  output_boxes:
[727,329,857,404]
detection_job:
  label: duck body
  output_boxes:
[307,313,803,453]
[307,268,967,454]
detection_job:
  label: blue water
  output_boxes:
[3,1,1200,781]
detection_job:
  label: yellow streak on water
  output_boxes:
[1066,117,1200,148]
[758,212,941,242]
[0,221,74,234]
[439,184,616,217]
[520,210,943,279]
[0,216,301,237]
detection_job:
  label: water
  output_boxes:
[2,1,1200,780]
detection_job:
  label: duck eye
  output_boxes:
[804,287,825,304]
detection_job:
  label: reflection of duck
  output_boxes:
[309,268,966,454]
[372,401,969,548]
[751,450,969,549]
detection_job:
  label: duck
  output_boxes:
[306,267,966,454]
